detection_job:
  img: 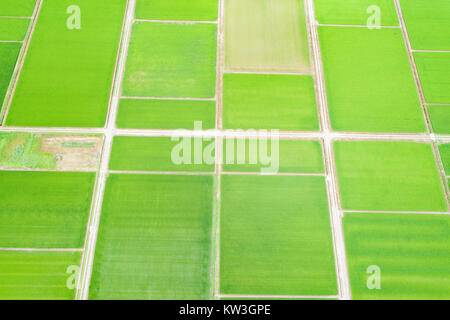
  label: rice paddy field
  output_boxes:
[0,0,448,301]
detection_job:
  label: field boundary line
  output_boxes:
[221,171,325,176]
[0,248,83,252]
[224,70,313,76]
[0,0,42,126]
[394,0,450,211]
[306,0,351,300]
[0,167,97,173]
[317,23,400,28]
[219,294,338,299]
[0,40,23,43]
[412,49,450,53]
[121,96,216,101]
[135,19,217,24]
[425,103,450,106]
[109,170,214,176]
[0,16,32,19]
[344,210,449,215]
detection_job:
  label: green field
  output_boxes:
[0,43,20,108]
[334,141,446,212]
[439,144,450,174]
[314,0,398,26]
[116,98,216,130]
[6,0,126,127]
[0,251,81,300]
[414,52,450,104]
[0,0,36,16]
[109,136,215,172]
[225,0,310,73]
[400,0,450,51]
[319,27,425,133]
[122,22,217,98]
[0,18,30,41]
[223,74,318,130]
[220,175,337,295]
[428,105,450,134]
[222,139,323,173]
[344,213,450,300]
[135,0,218,21]
[0,171,95,248]
[90,174,213,299]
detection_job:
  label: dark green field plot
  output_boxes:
[110,136,215,172]
[122,22,217,98]
[319,27,424,133]
[344,213,450,300]
[222,139,323,173]
[6,0,126,127]
[0,0,36,16]
[223,74,318,131]
[90,174,213,299]
[135,0,218,21]
[116,98,215,130]
[0,42,20,109]
[0,171,95,248]
[400,0,450,51]
[438,144,450,175]
[314,0,398,26]
[0,18,29,41]
[414,52,450,104]
[334,141,447,212]
[220,175,337,296]
[0,251,81,300]
[428,105,450,134]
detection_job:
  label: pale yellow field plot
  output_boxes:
[225,0,310,73]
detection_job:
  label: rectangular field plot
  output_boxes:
[109,136,215,172]
[400,0,450,51]
[122,22,217,98]
[314,0,398,26]
[220,175,337,296]
[116,98,216,130]
[5,0,126,127]
[225,0,310,73]
[223,74,318,131]
[344,213,450,300]
[135,0,218,21]
[0,251,81,300]
[0,42,20,109]
[0,18,29,41]
[334,141,447,212]
[90,174,213,299]
[0,0,36,16]
[319,27,425,133]
[0,171,95,248]
[428,105,450,134]
[438,144,450,175]
[414,52,450,104]
[222,139,323,174]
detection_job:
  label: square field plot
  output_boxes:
[414,53,450,104]
[109,136,215,172]
[90,174,213,299]
[334,141,447,212]
[220,175,337,296]
[314,0,398,26]
[0,18,29,41]
[116,98,215,130]
[222,139,324,174]
[319,27,424,133]
[400,0,450,51]
[6,0,126,127]
[0,171,95,248]
[0,251,81,300]
[0,0,36,16]
[344,213,450,300]
[223,74,318,131]
[225,0,310,73]
[428,105,450,134]
[135,0,218,21]
[438,144,450,175]
[122,22,217,99]
[0,42,20,107]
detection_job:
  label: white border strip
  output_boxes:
[135,19,217,24]
[219,294,338,299]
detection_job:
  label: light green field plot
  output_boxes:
[0,171,95,248]
[0,251,81,300]
[122,22,217,98]
[334,141,447,212]
[439,144,450,175]
[225,0,310,73]
[222,139,323,173]
[116,98,216,130]
[319,27,425,133]
[314,0,398,26]
[0,0,36,16]
[110,136,215,172]
[0,18,29,41]
[400,0,450,51]
[6,0,126,127]
[135,0,218,21]
[428,105,450,134]
[414,52,450,104]
[344,213,450,300]
[90,174,213,299]
[0,42,20,108]
[220,175,337,296]
[223,74,318,131]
